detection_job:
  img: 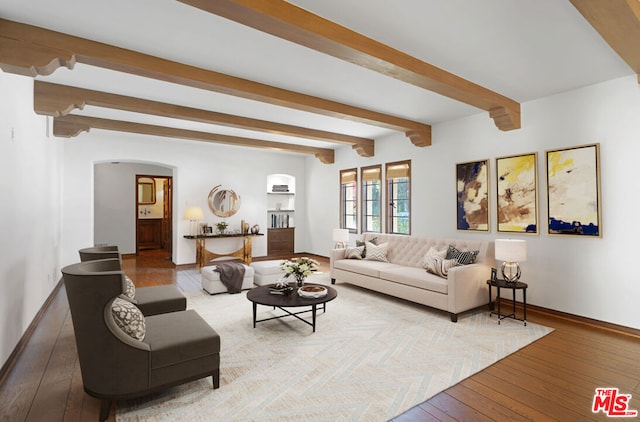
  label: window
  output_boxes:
[386,160,411,234]
[340,168,358,232]
[361,165,381,233]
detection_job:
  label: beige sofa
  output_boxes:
[330,233,494,322]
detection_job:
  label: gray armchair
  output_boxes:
[78,246,186,316]
[62,258,221,421]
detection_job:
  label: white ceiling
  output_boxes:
[0,0,633,151]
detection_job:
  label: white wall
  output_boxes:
[0,72,63,367]
[61,131,308,267]
[3,71,639,372]
[94,162,172,253]
[307,75,640,330]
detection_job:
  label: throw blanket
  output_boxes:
[214,262,246,294]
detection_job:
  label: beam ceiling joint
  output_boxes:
[0,36,76,77]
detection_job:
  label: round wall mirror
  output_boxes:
[208,185,241,217]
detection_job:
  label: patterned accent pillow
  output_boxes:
[446,245,479,265]
[111,298,146,341]
[123,275,136,299]
[345,246,365,259]
[364,241,389,262]
[422,246,447,269]
[425,256,459,278]
[356,237,378,258]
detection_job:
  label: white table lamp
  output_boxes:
[332,228,350,249]
[184,206,204,236]
[494,239,527,283]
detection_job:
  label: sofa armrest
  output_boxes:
[447,263,491,314]
[329,248,346,279]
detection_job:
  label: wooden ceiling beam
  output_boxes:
[179,0,521,131]
[53,114,335,164]
[34,81,374,157]
[570,0,640,82]
[0,18,430,147]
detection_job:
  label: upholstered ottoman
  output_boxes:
[250,260,286,286]
[201,264,254,294]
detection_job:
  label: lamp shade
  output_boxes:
[494,239,527,262]
[332,228,350,242]
[183,206,204,221]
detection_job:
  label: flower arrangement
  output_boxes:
[280,257,319,287]
[215,221,228,233]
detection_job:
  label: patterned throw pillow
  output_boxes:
[425,256,459,278]
[356,237,378,258]
[422,246,447,269]
[446,245,479,265]
[345,246,365,259]
[364,241,389,262]
[123,275,136,299]
[111,297,146,341]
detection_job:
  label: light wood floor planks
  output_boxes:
[1,249,638,421]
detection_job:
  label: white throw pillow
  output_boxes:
[422,246,447,269]
[426,255,459,278]
[345,246,365,259]
[364,241,389,262]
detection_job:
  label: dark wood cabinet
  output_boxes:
[267,228,294,257]
[137,218,163,250]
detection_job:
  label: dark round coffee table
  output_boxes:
[246,283,337,332]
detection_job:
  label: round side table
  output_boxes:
[486,279,528,326]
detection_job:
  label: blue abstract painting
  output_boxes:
[546,144,601,236]
[456,159,489,231]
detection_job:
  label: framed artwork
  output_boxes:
[546,143,601,236]
[456,159,489,231]
[496,153,538,234]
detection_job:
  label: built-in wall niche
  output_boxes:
[267,174,295,257]
[266,174,295,228]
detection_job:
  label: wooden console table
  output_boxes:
[183,233,263,271]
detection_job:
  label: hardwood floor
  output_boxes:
[1,250,638,421]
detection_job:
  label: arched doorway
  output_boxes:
[94,162,174,259]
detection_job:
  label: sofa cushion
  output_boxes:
[364,241,389,262]
[345,246,364,259]
[144,310,220,369]
[446,245,479,265]
[334,259,401,278]
[359,233,489,269]
[379,266,448,294]
[135,285,187,315]
[111,297,146,341]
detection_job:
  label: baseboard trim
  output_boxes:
[0,278,64,387]
[499,298,640,339]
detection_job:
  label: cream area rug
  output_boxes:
[116,272,552,421]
